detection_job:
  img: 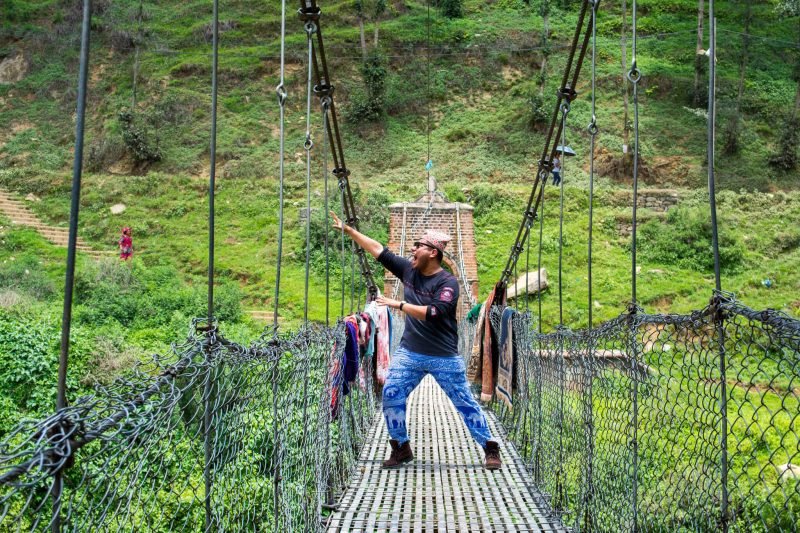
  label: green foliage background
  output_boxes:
[0,0,799,527]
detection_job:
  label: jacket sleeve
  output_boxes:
[377,247,411,281]
[425,278,460,323]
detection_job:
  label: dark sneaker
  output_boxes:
[382,439,413,468]
[484,440,502,470]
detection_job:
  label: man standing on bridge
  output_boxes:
[331,211,501,470]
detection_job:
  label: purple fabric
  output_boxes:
[343,321,359,394]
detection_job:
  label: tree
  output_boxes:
[621,0,630,153]
[723,0,753,155]
[373,0,386,48]
[769,0,800,169]
[539,0,550,96]
[355,0,368,60]
[693,0,705,107]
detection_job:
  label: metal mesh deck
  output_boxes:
[327,376,565,532]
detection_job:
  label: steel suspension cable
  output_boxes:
[340,186,346,317]
[706,3,729,528]
[203,1,221,529]
[303,20,317,324]
[588,1,599,330]
[557,103,568,327]
[207,0,220,326]
[627,0,642,525]
[628,0,641,306]
[53,1,92,530]
[497,0,595,294]
[322,97,332,326]
[426,0,432,180]
[299,0,378,302]
[583,0,600,525]
[707,12,721,293]
[274,0,288,331]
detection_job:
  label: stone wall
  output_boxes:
[385,197,479,319]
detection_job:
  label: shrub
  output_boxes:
[467,183,508,214]
[347,53,387,123]
[637,207,745,273]
[528,93,550,130]
[0,255,56,300]
[74,260,241,327]
[118,110,162,163]
[437,0,463,18]
[768,116,799,171]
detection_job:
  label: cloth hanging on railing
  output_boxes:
[342,319,359,395]
[364,300,393,385]
[496,307,516,409]
[466,286,503,402]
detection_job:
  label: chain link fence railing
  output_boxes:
[469,293,799,532]
[0,320,380,531]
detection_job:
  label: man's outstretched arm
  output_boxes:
[330,211,383,259]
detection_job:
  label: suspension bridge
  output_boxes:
[1,0,798,531]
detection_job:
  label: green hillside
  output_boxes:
[1,0,799,422]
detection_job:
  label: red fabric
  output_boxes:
[119,235,133,260]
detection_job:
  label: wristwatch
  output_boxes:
[399,301,406,311]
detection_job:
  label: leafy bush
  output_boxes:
[74,259,241,328]
[347,53,387,123]
[0,308,94,432]
[768,116,799,171]
[467,183,510,214]
[637,207,745,273]
[118,110,162,163]
[0,254,56,300]
[528,93,550,130]
[435,0,463,18]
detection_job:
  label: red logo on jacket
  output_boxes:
[440,287,454,303]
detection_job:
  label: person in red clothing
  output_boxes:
[118,227,133,260]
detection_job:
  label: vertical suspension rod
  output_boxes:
[299,0,379,302]
[497,0,597,291]
[53,1,92,531]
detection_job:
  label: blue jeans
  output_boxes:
[382,346,493,447]
[552,171,561,186]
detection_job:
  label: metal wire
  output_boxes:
[0,322,383,532]
[474,297,800,532]
[304,20,317,325]
[273,0,288,331]
[53,2,92,529]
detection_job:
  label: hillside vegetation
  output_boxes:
[1,0,799,423]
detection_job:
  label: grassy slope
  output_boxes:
[1,0,799,329]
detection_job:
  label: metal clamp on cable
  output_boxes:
[587,116,599,136]
[539,158,554,172]
[557,85,578,102]
[304,20,318,34]
[275,83,288,107]
[320,95,333,110]
[626,301,643,315]
[627,63,642,84]
[314,84,335,98]
[304,134,314,151]
[194,319,218,336]
[332,167,350,178]
[297,4,321,22]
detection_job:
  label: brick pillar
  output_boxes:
[384,195,479,320]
